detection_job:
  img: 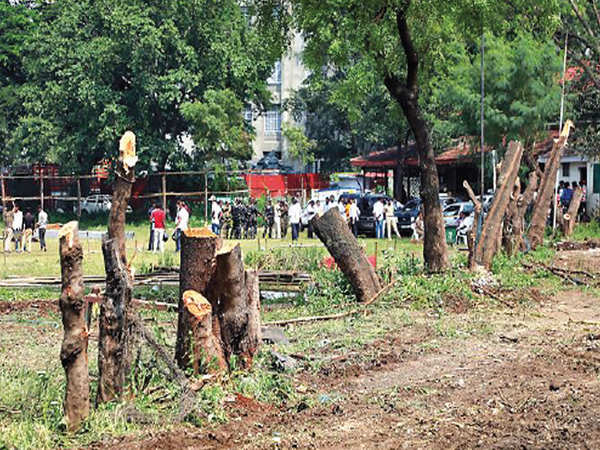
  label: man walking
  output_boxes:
[175,200,189,252]
[23,209,35,252]
[151,204,166,252]
[372,198,385,239]
[211,200,222,235]
[385,200,400,239]
[147,203,156,251]
[280,199,289,238]
[263,200,274,238]
[37,205,48,251]
[3,202,14,253]
[289,197,301,242]
[349,199,360,237]
[12,204,23,253]
[305,200,317,238]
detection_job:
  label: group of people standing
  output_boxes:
[3,203,48,253]
[558,180,587,218]
[147,200,189,253]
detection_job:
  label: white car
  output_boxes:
[443,202,474,227]
[79,194,133,214]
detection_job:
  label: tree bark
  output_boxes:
[502,178,522,256]
[462,181,482,268]
[208,244,261,369]
[97,131,137,405]
[382,8,448,272]
[527,122,573,249]
[97,236,134,404]
[472,141,524,270]
[311,209,382,302]
[175,229,219,370]
[562,187,583,237]
[58,221,89,431]
[182,290,227,374]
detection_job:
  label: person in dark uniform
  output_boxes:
[263,200,274,238]
[246,199,258,239]
[279,199,289,238]
[231,199,243,239]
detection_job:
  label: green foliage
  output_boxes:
[244,246,327,272]
[181,89,251,162]
[10,0,288,172]
[282,124,317,166]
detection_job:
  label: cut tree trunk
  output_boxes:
[175,228,219,369]
[515,170,540,252]
[182,290,226,374]
[58,221,89,431]
[311,209,382,303]
[562,187,583,237]
[97,131,137,404]
[502,178,521,256]
[462,181,482,268]
[97,236,133,404]
[208,245,261,369]
[472,141,524,270]
[528,121,573,249]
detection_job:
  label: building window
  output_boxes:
[267,61,281,85]
[243,106,253,123]
[562,162,570,177]
[264,107,281,135]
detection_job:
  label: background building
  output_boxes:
[247,33,309,170]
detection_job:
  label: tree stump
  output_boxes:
[182,290,226,373]
[208,245,261,369]
[175,228,219,369]
[472,141,523,270]
[528,121,573,249]
[502,178,521,256]
[58,221,89,431]
[97,236,133,404]
[97,130,137,404]
[311,208,382,302]
[562,187,583,237]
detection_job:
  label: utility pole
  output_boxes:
[553,33,568,230]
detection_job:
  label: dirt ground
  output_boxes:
[3,250,599,449]
[82,252,600,449]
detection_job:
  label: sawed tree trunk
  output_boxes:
[527,121,573,249]
[311,209,382,303]
[97,131,137,404]
[561,187,583,237]
[502,178,521,256]
[58,221,89,431]
[471,141,524,270]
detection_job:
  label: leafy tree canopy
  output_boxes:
[11,0,288,173]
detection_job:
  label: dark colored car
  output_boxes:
[338,193,394,237]
[396,198,422,232]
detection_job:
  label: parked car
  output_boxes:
[442,202,474,227]
[396,198,422,231]
[79,194,133,214]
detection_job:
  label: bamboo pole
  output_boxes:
[40,175,44,209]
[204,172,208,221]
[1,174,6,212]
[161,174,167,211]
[76,178,82,218]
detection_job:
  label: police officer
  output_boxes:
[232,199,243,239]
[246,199,258,239]
[263,200,275,238]
[279,199,289,238]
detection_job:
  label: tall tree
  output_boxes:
[11,0,288,172]
[292,0,559,271]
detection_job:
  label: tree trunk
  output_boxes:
[97,131,137,404]
[527,122,572,249]
[208,244,261,369]
[58,222,89,431]
[97,236,133,404]
[562,187,583,237]
[515,170,539,252]
[502,178,521,256]
[311,209,382,302]
[182,290,226,374]
[175,229,219,370]
[382,9,448,272]
[462,181,482,268]
[472,141,524,270]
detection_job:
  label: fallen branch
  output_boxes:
[264,278,401,327]
[521,262,589,286]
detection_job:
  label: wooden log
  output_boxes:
[182,290,226,374]
[562,187,583,237]
[311,208,382,303]
[97,236,133,404]
[472,141,524,270]
[528,120,574,249]
[502,178,521,256]
[97,131,137,404]
[58,222,89,431]
[462,181,482,268]
[175,228,219,370]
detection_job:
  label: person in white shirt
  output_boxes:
[12,204,23,252]
[385,200,400,239]
[328,195,338,213]
[305,200,317,238]
[457,211,474,245]
[288,197,302,241]
[37,205,48,251]
[211,200,222,235]
[273,202,281,239]
[175,201,190,252]
[349,199,360,236]
[372,199,385,239]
